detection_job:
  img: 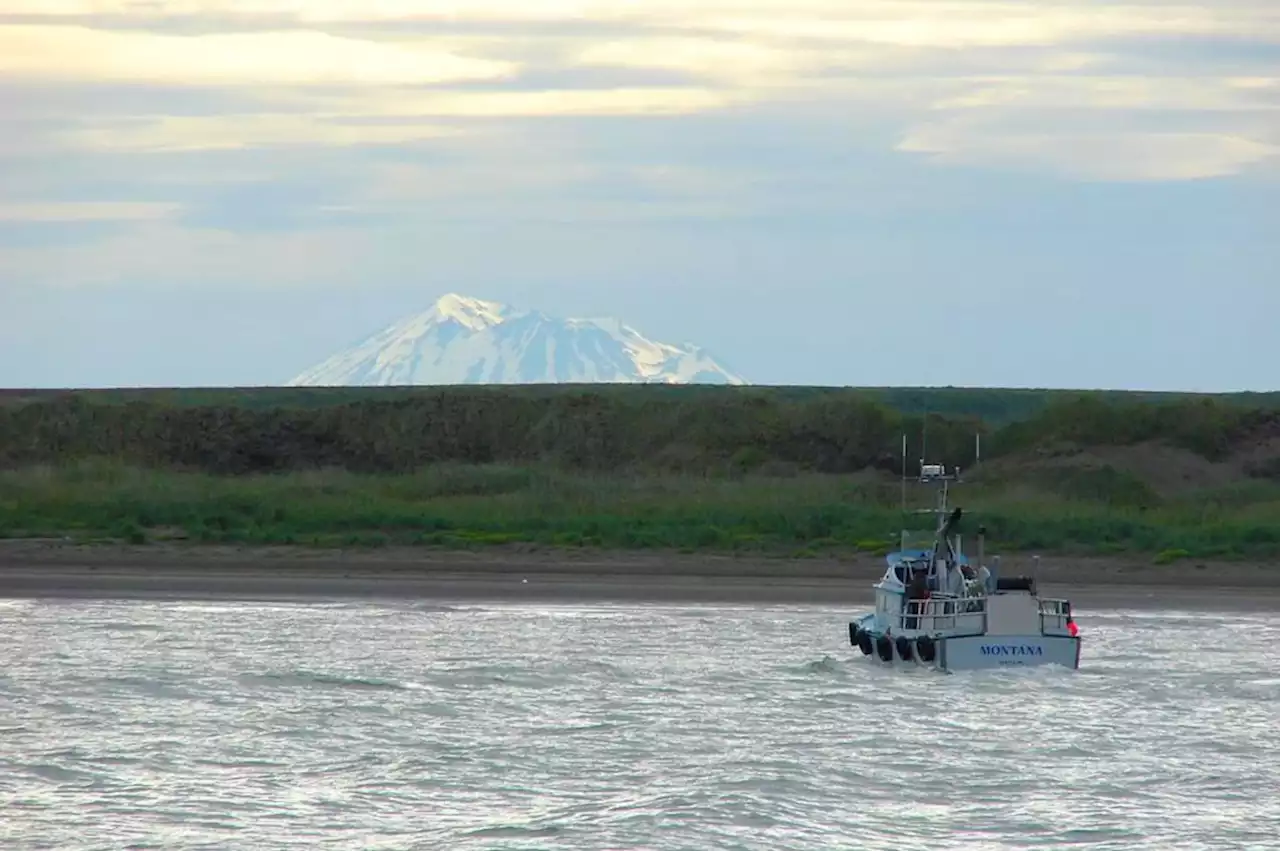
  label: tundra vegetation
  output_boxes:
[2,386,1279,560]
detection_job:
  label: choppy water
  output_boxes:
[1,596,1277,850]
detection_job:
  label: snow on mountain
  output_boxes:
[287,293,748,386]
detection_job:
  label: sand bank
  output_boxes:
[0,542,1277,609]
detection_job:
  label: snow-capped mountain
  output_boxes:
[287,293,747,386]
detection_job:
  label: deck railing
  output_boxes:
[897,596,987,635]
[1039,598,1073,634]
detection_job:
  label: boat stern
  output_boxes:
[938,634,1081,671]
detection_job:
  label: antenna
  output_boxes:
[975,432,982,464]
[919,414,927,476]
[900,432,907,513]
[899,432,908,554]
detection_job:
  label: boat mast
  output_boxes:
[899,432,908,553]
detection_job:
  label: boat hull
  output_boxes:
[937,634,1081,671]
[849,617,1081,672]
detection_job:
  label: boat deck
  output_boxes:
[876,593,1076,639]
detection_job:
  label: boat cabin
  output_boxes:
[868,461,1075,641]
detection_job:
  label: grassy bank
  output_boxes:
[7,384,1280,424]
[3,385,1279,559]
[3,386,1279,476]
[4,461,1280,560]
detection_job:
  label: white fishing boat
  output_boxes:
[847,458,1081,671]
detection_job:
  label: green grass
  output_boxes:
[8,384,1280,423]
[5,460,1280,559]
[6,385,1278,561]
[6,384,1277,479]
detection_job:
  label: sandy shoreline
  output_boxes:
[1,541,1277,609]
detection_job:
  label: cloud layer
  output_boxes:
[3,1,1277,169]
[0,0,1276,311]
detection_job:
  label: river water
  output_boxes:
[1,595,1276,850]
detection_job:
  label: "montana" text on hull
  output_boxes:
[980,644,1045,657]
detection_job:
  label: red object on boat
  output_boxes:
[1068,619,1079,637]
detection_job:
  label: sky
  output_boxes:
[0,0,1277,391]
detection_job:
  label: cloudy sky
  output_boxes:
[0,0,1276,390]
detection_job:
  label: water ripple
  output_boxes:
[0,598,1276,849]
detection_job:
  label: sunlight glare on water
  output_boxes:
[0,597,1277,850]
